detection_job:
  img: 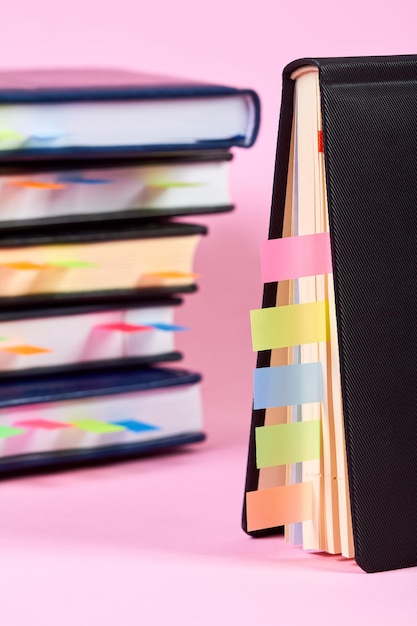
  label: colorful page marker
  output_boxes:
[13,419,70,430]
[0,425,25,439]
[57,175,113,184]
[6,180,67,190]
[250,301,329,351]
[48,260,97,268]
[148,323,188,331]
[253,362,323,409]
[96,322,153,333]
[246,482,314,531]
[0,129,26,147]
[2,261,46,270]
[70,419,125,434]
[147,181,205,189]
[112,420,159,432]
[144,271,198,279]
[260,233,332,283]
[255,420,321,468]
[1,344,50,355]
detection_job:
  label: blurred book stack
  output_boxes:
[0,68,260,473]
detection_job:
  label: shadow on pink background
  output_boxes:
[1,1,417,624]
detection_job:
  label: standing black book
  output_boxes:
[242,55,417,573]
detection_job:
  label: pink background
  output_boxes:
[1,1,417,623]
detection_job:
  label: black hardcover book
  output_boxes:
[242,55,417,573]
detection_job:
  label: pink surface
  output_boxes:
[260,233,332,282]
[1,1,417,623]
[0,445,416,625]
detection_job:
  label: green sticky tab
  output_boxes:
[147,180,205,189]
[0,425,25,439]
[49,260,97,269]
[0,129,26,143]
[0,337,8,341]
[255,420,321,468]
[71,419,125,434]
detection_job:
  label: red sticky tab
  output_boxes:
[96,322,153,333]
[318,130,324,153]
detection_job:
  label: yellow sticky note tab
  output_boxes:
[1,344,51,355]
[48,260,97,269]
[250,301,329,351]
[246,482,313,531]
[0,129,26,147]
[71,419,125,434]
[255,420,321,468]
[2,261,46,270]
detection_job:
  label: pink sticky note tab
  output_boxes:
[13,419,70,430]
[95,323,153,333]
[260,232,332,283]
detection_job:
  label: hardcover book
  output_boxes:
[242,54,417,573]
[0,296,185,374]
[0,220,205,302]
[0,365,204,474]
[0,150,234,228]
[0,68,260,159]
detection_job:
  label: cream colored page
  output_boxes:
[294,72,323,551]
[0,236,199,296]
[294,67,353,557]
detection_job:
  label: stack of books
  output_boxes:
[0,67,260,473]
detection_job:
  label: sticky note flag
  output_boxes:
[253,363,323,409]
[148,323,188,332]
[57,175,113,185]
[260,233,332,283]
[0,337,7,341]
[2,261,46,270]
[6,180,66,190]
[246,482,314,531]
[112,420,159,432]
[28,133,63,143]
[13,419,70,430]
[147,181,205,189]
[1,344,51,355]
[255,420,321,468]
[0,425,25,439]
[71,419,125,434]
[48,260,97,269]
[145,271,198,279]
[96,322,153,333]
[0,129,26,147]
[250,301,329,351]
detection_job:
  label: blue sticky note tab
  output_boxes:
[149,323,188,332]
[112,420,160,433]
[253,362,323,409]
[57,175,113,185]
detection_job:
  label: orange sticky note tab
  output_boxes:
[145,271,199,279]
[245,482,313,531]
[1,344,51,355]
[6,180,67,190]
[2,261,46,270]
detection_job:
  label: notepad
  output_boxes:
[243,55,417,573]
